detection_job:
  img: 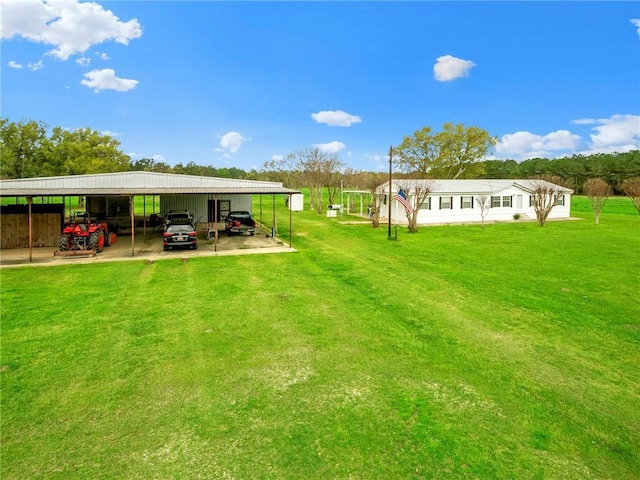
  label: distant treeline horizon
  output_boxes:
[137,151,639,194]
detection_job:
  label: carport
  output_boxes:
[0,172,300,263]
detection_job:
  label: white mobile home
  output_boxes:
[378,179,573,225]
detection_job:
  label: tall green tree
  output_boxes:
[131,157,174,173]
[48,127,130,175]
[0,118,50,178]
[393,123,496,179]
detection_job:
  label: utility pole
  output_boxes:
[388,145,392,239]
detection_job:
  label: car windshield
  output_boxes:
[167,224,194,233]
[169,218,194,226]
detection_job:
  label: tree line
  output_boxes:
[0,118,252,181]
[477,152,640,194]
[2,117,639,197]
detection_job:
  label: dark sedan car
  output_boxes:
[163,221,198,251]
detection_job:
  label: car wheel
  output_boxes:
[250,231,255,236]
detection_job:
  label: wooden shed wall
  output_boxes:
[0,205,64,249]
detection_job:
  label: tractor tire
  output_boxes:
[58,234,71,251]
[103,230,110,247]
[88,231,105,252]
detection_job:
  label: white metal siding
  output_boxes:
[386,186,572,224]
[159,194,254,223]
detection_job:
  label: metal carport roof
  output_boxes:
[0,171,299,196]
[0,172,300,262]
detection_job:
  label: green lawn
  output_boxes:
[1,196,639,479]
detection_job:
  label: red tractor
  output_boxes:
[58,212,113,253]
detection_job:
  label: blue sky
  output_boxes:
[2,1,639,172]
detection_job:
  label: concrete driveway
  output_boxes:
[0,227,296,268]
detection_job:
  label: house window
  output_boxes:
[439,196,452,209]
[529,195,538,207]
[555,194,565,206]
[420,197,431,210]
[502,196,512,207]
[461,196,474,209]
[491,196,501,208]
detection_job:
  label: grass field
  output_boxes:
[1,196,639,479]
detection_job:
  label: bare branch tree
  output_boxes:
[583,178,611,225]
[528,176,568,226]
[287,148,344,214]
[620,177,640,215]
[396,180,435,233]
[475,194,490,229]
[357,172,385,228]
[263,155,303,188]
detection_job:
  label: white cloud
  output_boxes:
[271,154,284,161]
[98,52,110,61]
[433,55,475,81]
[80,68,138,92]
[27,59,44,71]
[7,60,23,69]
[0,0,142,60]
[76,56,91,67]
[127,152,166,162]
[588,114,640,151]
[631,18,640,37]
[571,118,596,125]
[101,130,121,137]
[495,130,581,159]
[539,130,581,150]
[311,110,362,127]
[364,153,386,163]
[216,132,250,154]
[362,153,389,171]
[495,114,640,160]
[314,141,346,154]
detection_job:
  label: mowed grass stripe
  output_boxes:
[1,197,638,479]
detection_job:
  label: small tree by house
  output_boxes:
[475,194,490,229]
[583,178,611,224]
[396,180,435,233]
[620,177,640,215]
[362,172,385,228]
[530,177,567,226]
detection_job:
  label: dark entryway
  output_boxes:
[207,199,230,222]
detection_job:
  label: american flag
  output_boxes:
[394,188,414,214]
